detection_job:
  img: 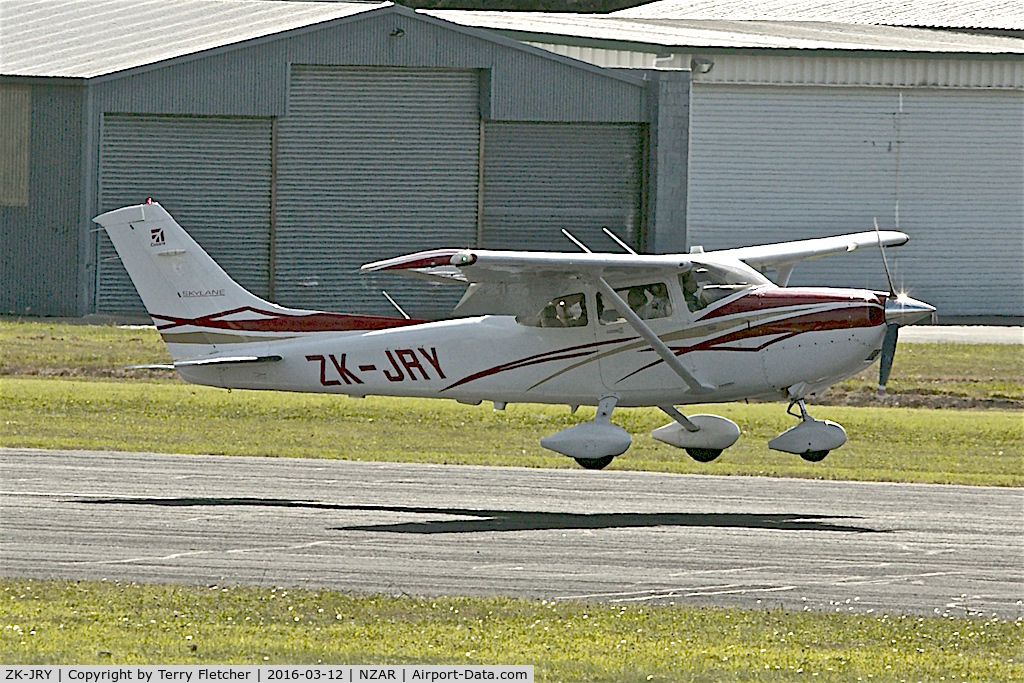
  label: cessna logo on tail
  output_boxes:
[150,228,165,246]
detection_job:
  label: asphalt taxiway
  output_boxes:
[1,448,1021,618]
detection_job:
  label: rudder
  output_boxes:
[93,201,318,358]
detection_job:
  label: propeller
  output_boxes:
[875,218,899,394]
[878,322,900,391]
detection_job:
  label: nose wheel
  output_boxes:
[768,399,847,461]
[574,455,615,470]
[799,449,830,462]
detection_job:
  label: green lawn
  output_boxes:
[2,376,1021,485]
[833,341,1024,404]
[0,321,172,378]
[1,320,1021,484]
[3,579,1021,681]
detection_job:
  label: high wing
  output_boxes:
[717,230,909,286]
[360,230,909,309]
[362,250,699,317]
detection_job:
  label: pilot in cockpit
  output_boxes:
[680,271,706,312]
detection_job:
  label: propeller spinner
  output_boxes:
[874,220,935,393]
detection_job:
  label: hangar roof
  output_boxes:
[3,0,1021,82]
[428,11,1024,54]
[0,0,385,78]
[613,0,1024,32]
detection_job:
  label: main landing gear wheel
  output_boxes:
[574,455,615,470]
[685,448,723,463]
[800,450,829,462]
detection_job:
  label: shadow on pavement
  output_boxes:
[74,497,883,534]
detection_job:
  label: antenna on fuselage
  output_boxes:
[602,227,637,255]
[560,229,592,253]
[381,290,410,320]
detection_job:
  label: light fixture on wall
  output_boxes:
[389,27,405,38]
[691,56,714,74]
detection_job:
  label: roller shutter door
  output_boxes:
[274,67,480,319]
[97,115,272,313]
[482,122,644,252]
[687,85,1024,317]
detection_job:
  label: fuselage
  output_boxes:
[169,283,888,408]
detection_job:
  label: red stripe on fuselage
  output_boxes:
[152,306,427,333]
[700,287,887,323]
[441,337,627,392]
[615,300,884,383]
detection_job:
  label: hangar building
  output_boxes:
[3,0,1022,321]
[433,4,1024,320]
[1,0,686,319]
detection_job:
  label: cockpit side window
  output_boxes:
[597,282,672,325]
[518,292,589,328]
[680,264,762,313]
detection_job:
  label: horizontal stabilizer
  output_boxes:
[126,355,282,371]
[175,355,283,367]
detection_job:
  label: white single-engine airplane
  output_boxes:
[96,201,934,469]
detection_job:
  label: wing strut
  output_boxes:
[775,263,795,287]
[595,277,715,394]
[659,404,700,432]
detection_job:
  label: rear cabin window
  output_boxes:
[597,282,672,325]
[518,292,589,328]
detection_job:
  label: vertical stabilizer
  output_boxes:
[95,202,290,320]
[93,202,318,359]
[95,202,421,362]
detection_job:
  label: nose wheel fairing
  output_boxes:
[768,399,847,460]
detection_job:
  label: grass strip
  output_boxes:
[2,579,1021,681]
[2,377,1021,486]
[834,341,1023,402]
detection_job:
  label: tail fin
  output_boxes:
[94,202,419,360]
[95,202,287,322]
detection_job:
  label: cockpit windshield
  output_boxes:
[680,262,767,312]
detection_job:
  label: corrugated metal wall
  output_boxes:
[694,54,1024,90]
[273,66,481,318]
[687,84,1024,317]
[86,8,646,124]
[481,122,644,252]
[0,83,84,317]
[96,114,273,313]
[7,7,649,318]
[0,84,31,207]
